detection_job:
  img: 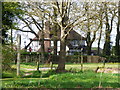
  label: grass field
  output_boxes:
[1,63,120,88]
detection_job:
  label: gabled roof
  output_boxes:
[32,21,86,41]
[33,30,85,41]
[66,30,86,40]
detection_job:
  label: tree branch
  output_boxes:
[17,15,39,38]
[15,28,32,33]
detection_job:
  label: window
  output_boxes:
[70,40,79,46]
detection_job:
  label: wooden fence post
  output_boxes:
[81,48,83,72]
[0,1,2,89]
[17,34,21,76]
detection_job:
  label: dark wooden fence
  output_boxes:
[20,54,106,63]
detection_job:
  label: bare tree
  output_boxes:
[24,1,98,72]
[97,3,104,55]
[78,2,101,55]
[103,2,117,56]
[49,1,90,72]
[14,1,47,71]
[15,1,116,72]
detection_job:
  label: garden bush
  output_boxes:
[66,55,87,63]
[20,52,50,62]
[102,55,120,63]
[2,45,16,71]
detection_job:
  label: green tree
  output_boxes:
[15,2,47,71]
[79,2,101,55]
[1,2,24,72]
[115,1,120,56]
[2,2,23,44]
[103,2,117,56]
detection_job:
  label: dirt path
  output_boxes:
[23,67,55,71]
[23,67,55,76]
[96,67,120,74]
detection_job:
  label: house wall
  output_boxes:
[70,40,85,46]
[81,40,85,46]
[29,40,85,54]
[50,41,69,55]
[44,41,51,52]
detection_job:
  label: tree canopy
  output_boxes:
[2,2,24,44]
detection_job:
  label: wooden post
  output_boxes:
[81,48,83,72]
[26,55,28,63]
[11,28,13,49]
[0,1,2,44]
[17,34,21,76]
[37,52,41,71]
[0,1,2,89]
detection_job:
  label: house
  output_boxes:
[65,30,86,55]
[26,21,86,55]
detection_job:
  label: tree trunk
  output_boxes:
[53,4,58,56]
[37,14,45,71]
[37,53,41,72]
[103,30,111,56]
[56,39,66,72]
[37,33,44,71]
[41,35,45,64]
[87,43,92,55]
[55,1,70,72]
[115,1,120,56]
[56,14,66,72]
[54,40,57,55]
[103,3,111,56]
[86,5,92,55]
[86,31,92,55]
[97,30,102,55]
[17,34,21,76]
[97,6,103,55]
[103,13,114,56]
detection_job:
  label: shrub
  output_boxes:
[2,45,16,71]
[20,52,50,62]
[104,56,120,63]
[66,55,87,63]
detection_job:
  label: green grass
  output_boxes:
[2,70,119,88]
[11,64,37,70]
[2,71,16,78]
[2,70,25,78]
[2,63,120,88]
